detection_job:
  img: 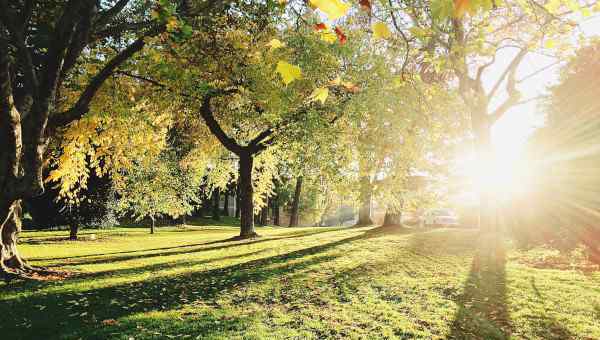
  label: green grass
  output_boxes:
[1,220,599,340]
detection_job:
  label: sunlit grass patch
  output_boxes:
[1,223,598,339]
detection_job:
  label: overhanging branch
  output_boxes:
[49,34,150,129]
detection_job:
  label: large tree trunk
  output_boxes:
[289,176,302,227]
[356,176,374,226]
[238,153,258,238]
[383,210,402,226]
[0,201,33,279]
[150,217,155,234]
[212,188,221,221]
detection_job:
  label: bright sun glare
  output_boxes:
[456,110,536,202]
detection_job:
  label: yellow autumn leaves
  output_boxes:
[308,0,391,41]
[268,0,392,102]
[372,22,392,40]
[276,61,302,85]
[309,0,350,20]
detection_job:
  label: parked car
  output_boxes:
[420,209,459,228]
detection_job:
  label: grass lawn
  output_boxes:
[1,219,599,339]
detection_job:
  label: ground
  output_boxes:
[1,219,599,340]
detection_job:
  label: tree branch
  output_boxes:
[60,4,98,82]
[487,48,527,101]
[0,0,38,102]
[247,128,275,152]
[93,21,154,41]
[199,89,244,155]
[517,60,563,83]
[94,0,130,29]
[49,34,150,129]
[489,50,528,123]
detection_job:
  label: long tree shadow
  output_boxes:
[449,234,512,340]
[76,249,272,280]
[28,228,344,266]
[449,233,580,340]
[0,232,368,339]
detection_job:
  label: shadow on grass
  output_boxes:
[359,225,426,239]
[76,249,272,280]
[0,232,371,339]
[449,234,511,340]
[27,227,343,265]
[449,234,576,340]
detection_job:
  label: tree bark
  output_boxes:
[69,221,79,241]
[212,187,221,221]
[238,153,258,238]
[0,201,33,279]
[383,210,402,226]
[223,188,229,217]
[260,197,269,225]
[254,212,261,226]
[272,195,280,226]
[150,216,155,234]
[356,176,374,226]
[235,182,241,219]
[289,176,303,227]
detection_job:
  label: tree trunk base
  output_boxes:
[1,201,69,282]
[234,231,261,240]
[382,222,403,227]
[0,262,67,282]
[354,218,374,227]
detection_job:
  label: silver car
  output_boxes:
[420,209,460,228]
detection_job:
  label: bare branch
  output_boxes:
[517,60,563,83]
[487,48,527,100]
[476,54,496,83]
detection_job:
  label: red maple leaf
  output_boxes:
[314,23,327,31]
[359,0,372,12]
[334,27,347,44]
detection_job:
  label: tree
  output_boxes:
[112,152,200,234]
[130,4,359,238]
[407,0,589,230]
[0,0,169,278]
[347,0,592,231]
